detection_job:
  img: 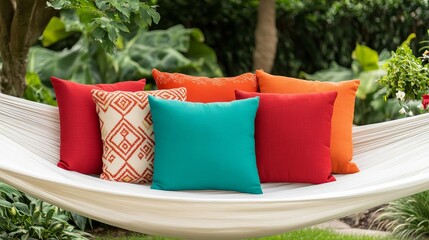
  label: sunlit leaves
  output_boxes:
[28,24,223,88]
[23,73,57,106]
[379,38,429,101]
[46,0,160,54]
[41,17,75,47]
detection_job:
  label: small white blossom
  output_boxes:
[408,111,414,116]
[399,107,407,114]
[418,103,424,110]
[396,91,405,101]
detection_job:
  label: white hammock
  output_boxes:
[0,92,429,239]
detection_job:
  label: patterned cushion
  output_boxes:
[152,68,258,102]
[51,77,146,175]
[235,90,337,184]
[148,96,263,194]
[256,70,360,174]
[91,88,187,183]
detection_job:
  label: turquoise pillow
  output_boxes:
[148,96,262,194]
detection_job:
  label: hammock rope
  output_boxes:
[1,93,429,239]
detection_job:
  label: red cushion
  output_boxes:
[51,77,146,174]
[235,90,337,184]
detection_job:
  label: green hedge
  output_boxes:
[154,0,429,77]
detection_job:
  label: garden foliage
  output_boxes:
[25,11,222,104]
[47,0,161,54]
[154,0,429,77]
[379,34,429,101]
[377,191,429,240]
[0,182,91,239]
[30,24,221,88]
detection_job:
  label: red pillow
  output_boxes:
[51,77,146,174]
[235,90,337,184]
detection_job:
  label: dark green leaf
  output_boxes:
[13,202,31,216]
[70,212,88,230]
[0,182,22,198]
[0,199,12,208]
[352,44,379,71]
[46,0,70,10]
[92,27,106,42]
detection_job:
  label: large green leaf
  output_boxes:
[134,25,191,52]
[116,25,223,82]
[355,69,386,99]
[69,212,90,230]
[185,38,223,77]
[0,183,22,199]
[0,199,12,209]
[27,40,99,85]
[41,17,75,47]
[301,62,353,82]
[13,202,31,216]
[352,44,379,71]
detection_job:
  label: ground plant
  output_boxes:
[95,228,398,240]
[0,182,91,239]
[376,191,429,240]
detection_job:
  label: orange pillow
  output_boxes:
[256,70,360,174]
[153,69,258,102]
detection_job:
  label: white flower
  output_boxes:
[399,107,407,114]
[408,111,414,116]
[418,103,424,110]
[396,91,405,101]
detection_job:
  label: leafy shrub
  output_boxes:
[379,34,429,102]
[155,0,429,77]
[376,191,429,239]
[0,182,91,239]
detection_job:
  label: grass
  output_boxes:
[95,228,398,240]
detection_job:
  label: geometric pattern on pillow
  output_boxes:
[91,88,187,183]
[152,68,258,103]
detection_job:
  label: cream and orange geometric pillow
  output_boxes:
[91,88,187,183]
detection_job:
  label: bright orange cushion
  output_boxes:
[153,69,258,102]
[256,70,360,174]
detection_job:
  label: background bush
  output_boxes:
[154,0,429,77]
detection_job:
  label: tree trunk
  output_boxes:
[0,49,27,97]
[0,0,57,97]
[253,0,278,73]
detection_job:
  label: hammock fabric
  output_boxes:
[0,92,429,239]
